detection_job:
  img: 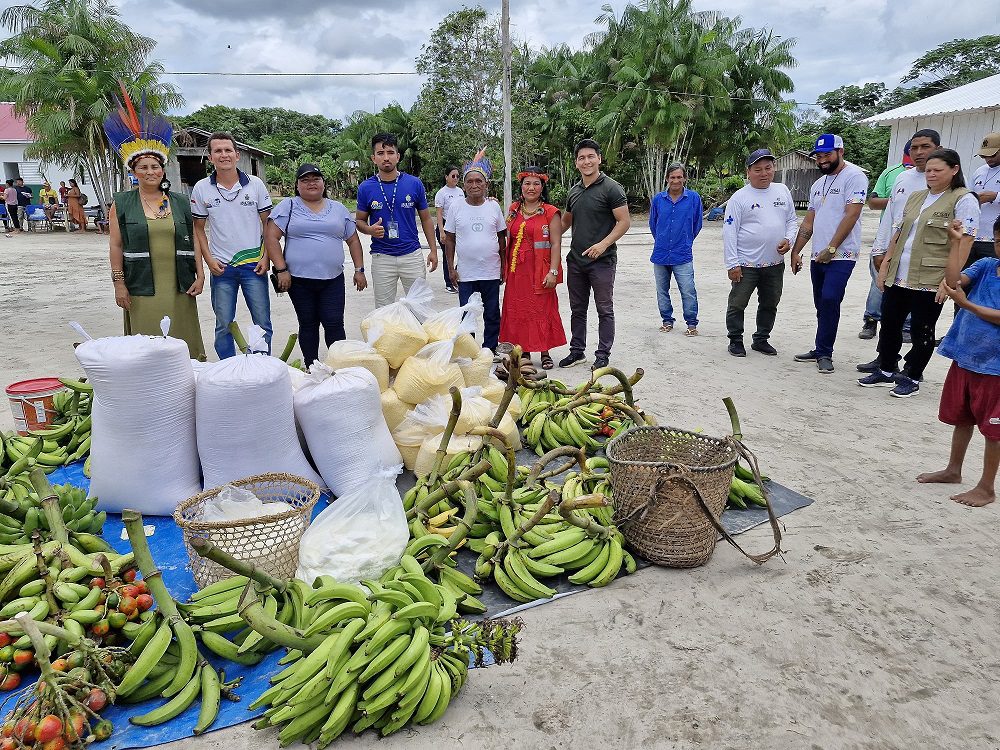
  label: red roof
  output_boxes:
[0,104,32,141]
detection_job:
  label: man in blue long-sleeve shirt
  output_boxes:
[649,164,703,334]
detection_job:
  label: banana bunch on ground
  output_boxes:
[112,511,242,735]
[559,456,614,526]
[241,554,521,745]
[726,461,771,510]
[0,469,107,544]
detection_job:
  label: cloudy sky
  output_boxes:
[91,0,999,120]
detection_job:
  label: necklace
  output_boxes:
[139,191,169,218]
[215,173,242,202]
[520,202,543,217]
[820,172,841,205]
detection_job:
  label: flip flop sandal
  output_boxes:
[540,353,554,370]
[659,324,673,332]
[685,327,698,336]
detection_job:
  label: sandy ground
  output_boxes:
[1,212,998,750]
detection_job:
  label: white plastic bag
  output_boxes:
[293,364,402,497]
[458,348,495,388]
[324,340,390,392]
[393,339,465,404]
[196,349,323,490]
[423,293,484,359]
[201,484,293,522]
[392,388,493,447]
[414,434,484,478]
[481,380,522,420]
[381,388,413,432]
[76,332,200,515]
[296,465,408,586]
[360,279,436,368]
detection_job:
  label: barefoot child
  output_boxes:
[917,217,1000,506]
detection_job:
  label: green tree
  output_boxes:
[816,82,888,120]
[888,35,1000,106]
[0,0,182,208]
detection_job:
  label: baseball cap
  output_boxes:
[977,133,1000,158]
[810,134,844,155]
[295,163,323,179]
[746,148,775,168]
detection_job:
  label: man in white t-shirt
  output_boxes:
[723,149,799,357]
[970,132,1000,265]
[443,163,506,352]
[434,166,464,293]
[191,132,273,359]
[790,134,869,374]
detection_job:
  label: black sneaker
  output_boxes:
[890,376,920,398]
[858,370,896,388]
[817,357,834,374]
[592,356,609,370]
[859,318,877,340]
[751,341,777,356]
[728,341,747,357]
[794,350,819,362]
[558,351,586,368]
[857,355,899,373]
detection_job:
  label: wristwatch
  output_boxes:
[825,246,837,257]
[274,267,289,274]
[547,269,558,276]
[355,267,365,274]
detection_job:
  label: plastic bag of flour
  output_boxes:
[296,465,408,586]
[457,348,495,388]
[392,339,465,404]
[381,388,414,432]
[75,326,200,515]
[423,293,484,359]
[360,279,436,368]
[324,339,390,392]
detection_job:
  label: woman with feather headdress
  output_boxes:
[104,84,206,359]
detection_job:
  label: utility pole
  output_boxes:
[501,0,512,210]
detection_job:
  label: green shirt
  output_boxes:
[873,162,907,219]
[565,172,628,265]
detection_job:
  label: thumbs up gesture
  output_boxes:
[369,216,385,239]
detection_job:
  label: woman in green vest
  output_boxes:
[104,89,206,359]
[865,148,980,398]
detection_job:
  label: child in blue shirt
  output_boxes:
[918,216,1000,507]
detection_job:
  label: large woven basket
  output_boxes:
[174,473,321,588]
[606,426,738,568]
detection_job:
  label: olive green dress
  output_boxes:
[123,215,206,360]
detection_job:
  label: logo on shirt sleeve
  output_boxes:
[725,215,734,224]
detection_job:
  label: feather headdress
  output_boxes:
[103,82,173,167]
[463,147,492,180]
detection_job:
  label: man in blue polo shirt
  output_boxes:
[649,163,703,335]
[356,133,438,307]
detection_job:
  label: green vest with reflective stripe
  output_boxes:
[115,189,197,296]
[887,187,968,289]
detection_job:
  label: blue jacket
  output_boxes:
[649,188,703,265]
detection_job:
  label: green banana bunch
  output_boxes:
[725,462,771,510]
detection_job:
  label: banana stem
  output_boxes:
[526,446,586,486]
[13,612,55,679]
[723,396,742,441]
[189,538,287,592]
[558,493,611,512]
[426,482,478,569]
[468,426,517,506]
[504,489,558,549]
[407,458,491,519]
[429,387,463,485]
[603,368,644,397]
[228,322,249,354]
[28,467,69,543]
[32,537,60,614]
[277,333,298,363]
[235,582,326,652]
[121,509,183,621]
[490,345,521,428]
[576,366,635,406]
[558,495,613,539]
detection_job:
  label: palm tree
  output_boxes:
[0,0,182,209]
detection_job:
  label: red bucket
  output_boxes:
[6,378,66,435]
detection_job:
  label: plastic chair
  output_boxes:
[25,204,51,232]
[0,205,8,231]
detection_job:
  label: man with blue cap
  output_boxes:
[790,134,869,373]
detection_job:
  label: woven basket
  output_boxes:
[606,426,737,568]
[174,473,321,588]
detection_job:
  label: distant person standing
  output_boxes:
[559,138,630,370]
[649,163,702,336]
[4,180,20,233]
[14,178,32,229]
[434,166,463,293]
[859,139,912,339]
[790,134,868,374]
[969,132,1000,267]
[58,181,69,205]
[66,179,89,231]
[190,132,274,358]
[723,149,799,357]
[356,133,438,308]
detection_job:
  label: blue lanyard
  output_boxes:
[376,175,399,216]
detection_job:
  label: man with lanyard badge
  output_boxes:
[790,134,868,374]
[191,132,273,358]
[970,132,1000,267]
[356,133,438,307]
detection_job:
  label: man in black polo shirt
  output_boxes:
[559,139,631,369]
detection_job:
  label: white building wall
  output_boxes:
[0,142,79,192]
[884,109,1000,176]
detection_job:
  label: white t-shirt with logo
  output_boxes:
[873,167,928,255]
[444,199,506,281]
[970,163,1000,241]
[807,162,868,261]
[722,182,798,269]
[190,171,272,265]
[434,186,464,225]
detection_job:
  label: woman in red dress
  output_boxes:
[499,167,566,369]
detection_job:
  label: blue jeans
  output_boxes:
[435,227,454,288]
[864,255,882,321]
[210,263,272,359]
[810,260,855,358]
[653,262,698,327]
[458,279,501,351]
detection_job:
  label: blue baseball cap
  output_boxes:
[810,134,844,155]
[746,148,775,168]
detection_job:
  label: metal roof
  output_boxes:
[0,104,32,141]
[863,73,1000,123]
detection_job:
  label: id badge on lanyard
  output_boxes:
[387,220,400,240]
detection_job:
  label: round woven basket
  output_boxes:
[606,426,737,568]
[174,473,321,588]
